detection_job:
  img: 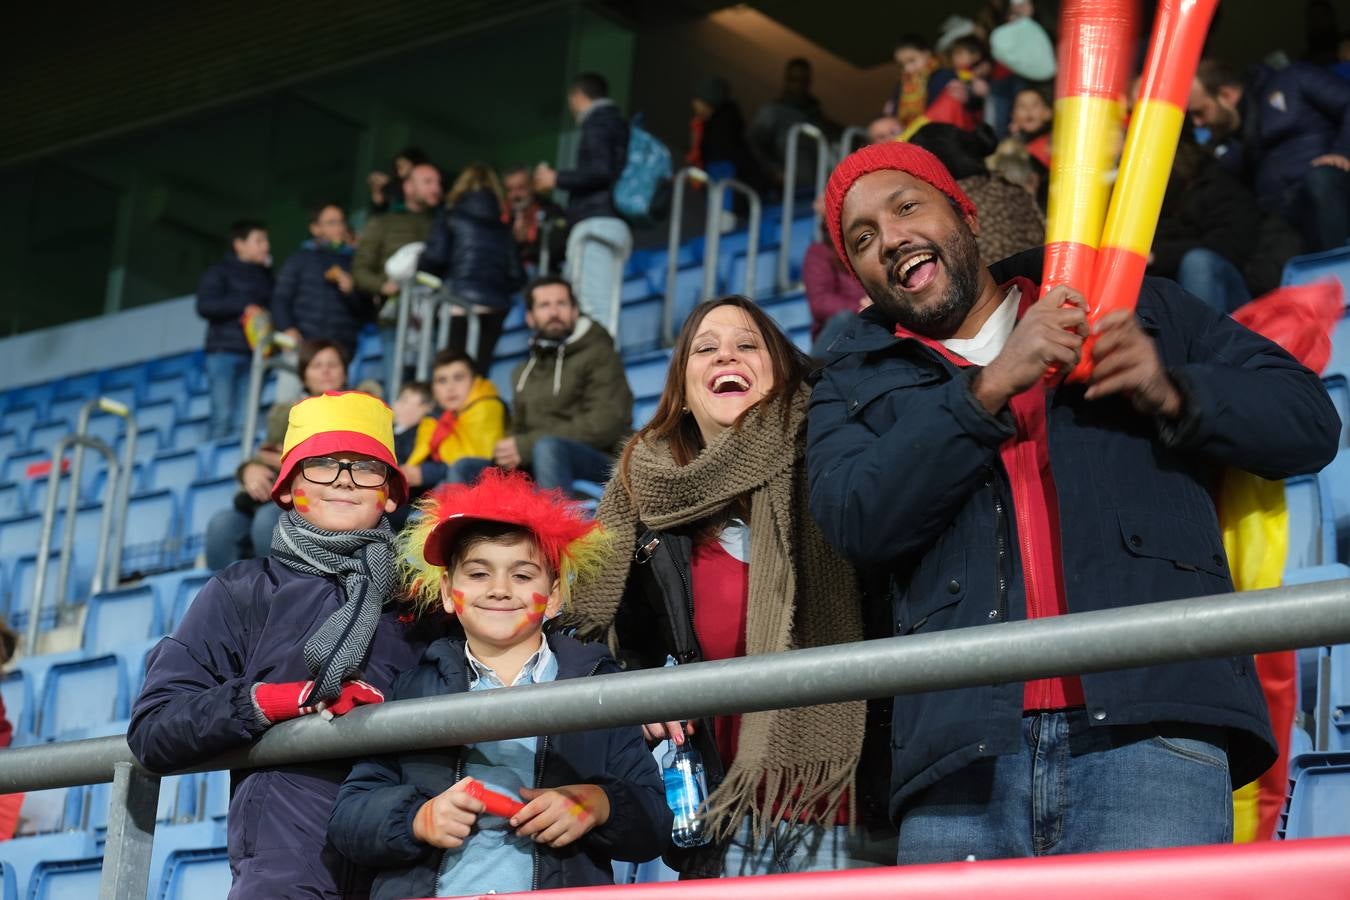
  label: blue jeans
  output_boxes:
[1280,164,1350,252]
[204,503,282,570]
[1176,248,1251,314]
[717,819,895,877]
[897,711,1233,864]
[204,352,251,440]
[444,439,613,493]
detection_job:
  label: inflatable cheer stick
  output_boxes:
[1041,0,1137,300]
[1068,0,1220,382]
[463,779,526,818]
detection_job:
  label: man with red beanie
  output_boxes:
[129,391,440,899]
[805,141,1338,862]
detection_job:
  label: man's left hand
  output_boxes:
[493,437,522,470]
[1311,153,1350,171]
[534,163,557,192]
[1084,310,1183,418]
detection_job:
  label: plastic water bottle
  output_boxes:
[662,738,711,848]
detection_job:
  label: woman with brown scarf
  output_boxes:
[572,297,888,877]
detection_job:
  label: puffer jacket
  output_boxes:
[327,633,671,900]
[418,189,525,311]
[128,558,437,899]
[557,101,630,225]
[196,253,274,355]
[510,316,633,466]
[271,240,370,357]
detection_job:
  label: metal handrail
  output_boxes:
[3,581,1346,897]
[28,398,132,652]
[239,330,297,457]
[413,276,481,379]
[702,178,763,301]
[839,125,869,158]
[777,122,831,294]
[663,166,710,345]
[573,231,627,350]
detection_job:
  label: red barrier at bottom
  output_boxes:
[428,837,1350,900]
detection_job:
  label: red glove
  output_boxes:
[252,681,318,724]
[316,680,385,719]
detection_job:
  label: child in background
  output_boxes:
[926,35,993,131]
[129,391,437,899]
[401,350,507,492]
[392,381,436,466]
[329,470,670,899]
[1009,84,1053,169]
[886,34,940,128]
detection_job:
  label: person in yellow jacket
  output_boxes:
[400,350,507,494]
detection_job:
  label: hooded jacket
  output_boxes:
[327,633,671,900]
[557,101,630,226]
[806,263,1339,821]
[271,240,370,357]
[510,316,633,466]
[406,376,509,484]
[418,189,525,311]
[352,209,436,298]
[127,557,436,899]
[196,253,274,355]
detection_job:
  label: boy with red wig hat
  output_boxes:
[329,469,670,899]
[130,390,438,899]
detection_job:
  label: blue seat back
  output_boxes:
[159,847,231,900]
[1285,475,1332,571]
[1,451,47,486]
[201,441,242,481]
[1282,753,1350,838]
[170,419,209,453]
[83,585,163,655]
[0,833,93,900]
[121,490,179,574]
[0,485,23,522]
[135,401,179,444]
[15,788,81,837]
[144,452,200,496]
[1281,245,1350,292]
[170,573,213,630]
[26,423,67,459]
[183,478,237,554]
[0,670,32,739]
[38,655,126,740]
[1323,375,1350,448]
[7,552,73,631]
[27,858,102,900]
[0,407,39,444]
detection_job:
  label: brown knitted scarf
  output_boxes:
[573,389,866,841]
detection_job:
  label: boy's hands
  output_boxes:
[414,777,485,849]
[512,784,610,848]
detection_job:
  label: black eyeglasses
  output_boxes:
[299,457,391,488]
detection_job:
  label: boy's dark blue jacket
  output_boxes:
[271,240,370,358]
[127,558,434,900]
[328,632,670,900]
[806,259,1340,823]
[196,252,274,356]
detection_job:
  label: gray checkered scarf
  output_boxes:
[271,509,395,702]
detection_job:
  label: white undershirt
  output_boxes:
[939,286,1021,366]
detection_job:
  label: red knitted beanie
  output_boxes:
[824,142,978,277]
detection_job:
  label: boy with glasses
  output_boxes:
[129,390,439,900]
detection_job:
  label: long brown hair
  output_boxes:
[618,296,811,499]
[447,162,506,211]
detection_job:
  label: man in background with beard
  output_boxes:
[804,142,1337,863]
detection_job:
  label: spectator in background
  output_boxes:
[803,194,867,357]
[986,3,1057,136]
[451,277,632,495]
[1189,58,1350,251]
[925,35,993,132]
[203,340,350,571]
[197,220,273,440]
[353,162,443,385]
[1008,84,1053,168]
[401,350,507,497]
[687,77,762,190]
[391,380,435,468]
[887,35,940,128]
[367,146,430,215]
[908,122,1044,265]
[986,140,1048,212]
[810,141,1338,865]
[271,202,367,363]
[867,116,903,144]
[419,163,525,371]
[1149,135,1263,314]
[534,72,633,327]
[503,164,566,276]
[750,58,837,188]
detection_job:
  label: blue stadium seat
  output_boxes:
[2,450,50,487]
[6,383,53,418]
[625,351,672,400]
[183,392,211,422]
[201,441,242,481]
[170,419,210,453]
[120,490,179,575]
[82,585,163,655]
[494,325,532,360]
[52,373,100,403]
[168,571,213,630]
[617,296,665,355]
[724,249,781,300]
[1286,474,1334,572]
[147,352,203,387]
[181,477,237,563]
[633,397,659,430]
[44,398,86,430]
[1324,375,1350,448]
[157,845,231,900]
[135,401,180,444]
[0,862,15,900]
[1321,643,1350,753]
[0,484,23,521]
[762,293,812,333]
[201,770,230,821]
[142,375,188,410]
[20,473,75,518]
[15,789,82,837]
[0,431,20,464]
[1318,450,1350,562]
[1282,750,1350,838]
[1281,245,1350,293]
[118,429,164,469]
[0,834,95,900]
[0,515,45,571]
[27,858,102,900]
[85,773,196,833]
[6,551,74,634]
[0,669,33,741]
[101,363,150,396]
[0,407,40,444]
[37,654,128,740]
[25,423,69,460]
[144,450,201,496]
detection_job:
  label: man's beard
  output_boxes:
[872,220,982,339]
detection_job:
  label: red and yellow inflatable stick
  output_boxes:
[1041,0,1136,299]
[1068,0,1220,382]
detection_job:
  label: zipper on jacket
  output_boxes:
[992,486,1010,625]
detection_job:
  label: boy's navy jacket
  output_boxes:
[328,632,671,900]
[806,263,1340,823]
[270,240,370,357]
[196,252,274,356]
[127,558,435,900]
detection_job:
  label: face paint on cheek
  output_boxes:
[509,591,549,637]
[293,487,310,510]
[450,588,465,615]
[376,489,387,505]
